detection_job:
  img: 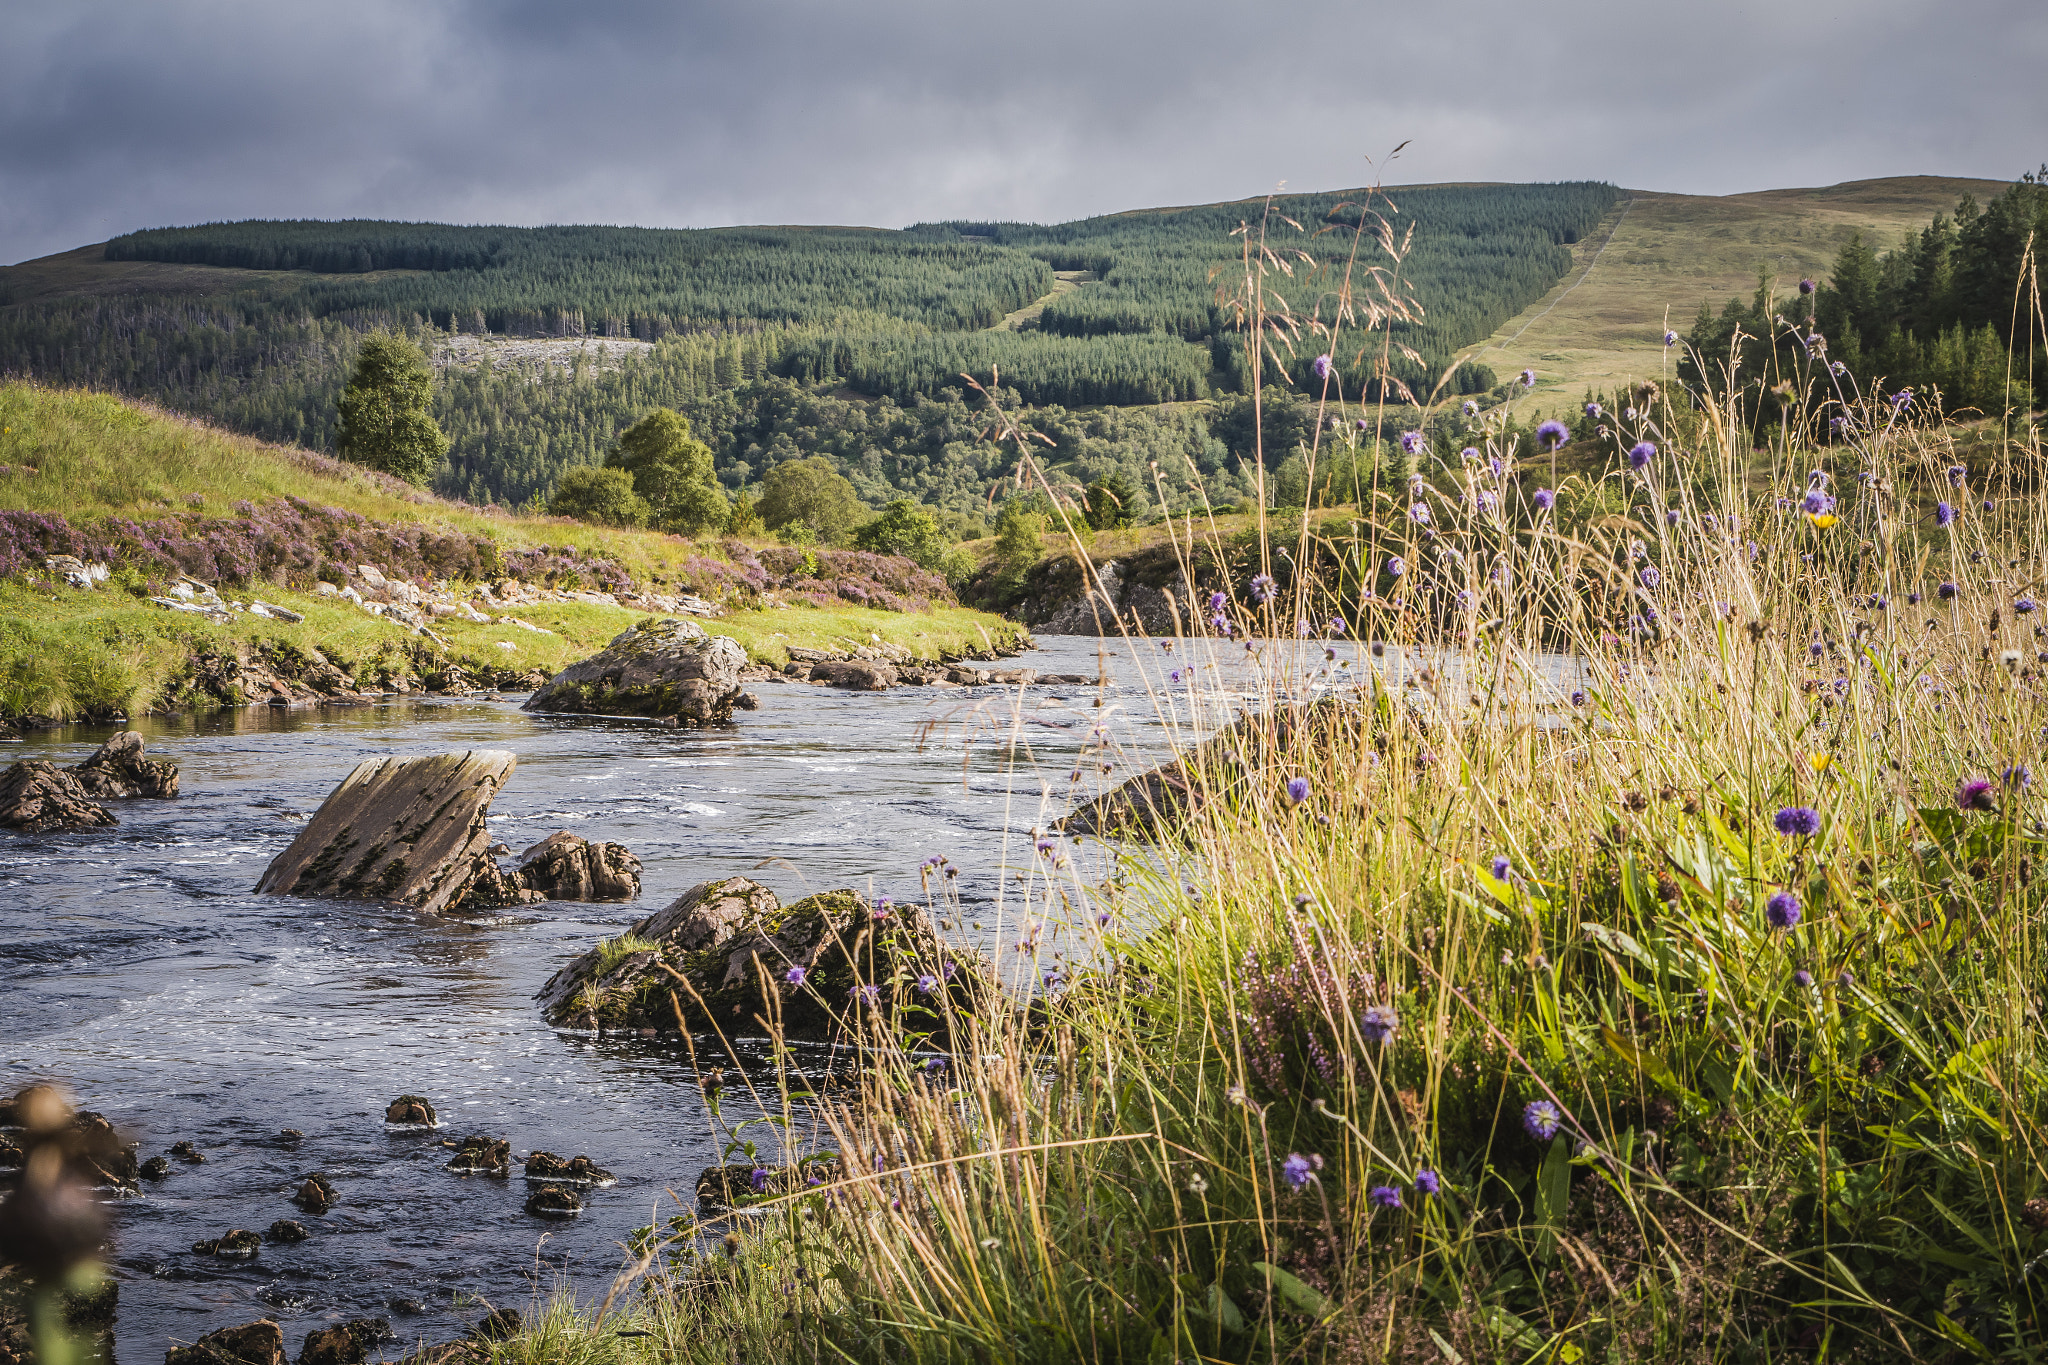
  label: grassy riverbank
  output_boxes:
[446,301,2048,1362]
[0,383,1026,723]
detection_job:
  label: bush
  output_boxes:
[549,467,650,528]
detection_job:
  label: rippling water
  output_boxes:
[2,634,1578,1361]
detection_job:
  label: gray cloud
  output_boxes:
[4,0,2043,264]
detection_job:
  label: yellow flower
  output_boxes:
[1810,753,1831,772]
[1807,513,1839,529]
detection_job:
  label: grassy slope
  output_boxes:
[0,384,1023,720]
[1469,175,2013,406]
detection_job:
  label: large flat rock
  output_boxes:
[522,617,747,726]
[255,751,515,915]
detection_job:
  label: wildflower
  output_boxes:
[873,896,893,920]
[1810,753,1831,772]
[1400,430,1425,454]
[1799,278,1815,295]
[925,1056,947,1074]
[1765,891,1801,930]
[1585,402,1602,419]
[1533,487,1555,512]
[1327,615,1348,635]
[1042,969,1062,990]
[1281,1153,1321,1189]
[1665,508,1680,526]
[1359,1004,1399,1043]
[1907,592,1922,605]
[1774,806,1820,837]
[785,965,808,985]
[2017,598,2039,615]
[1958,779,1998,813]
[1369,1185,1403,1210]
[1354,417,1370,432]
[1639,566,1661,589]
[1249,573,1277,604]
[1570,690,1586,707]
[1536,419,1570,451]
[1186,1174,1209,1195]
[916,974,937,994]
[1938,581,1958,600]
[1663,330,1680,347]
[1947,464,1966,486]
[1982,499,1995,513]
[1490,854,1510,880]
[1284,776,1311,805]
[851,983,882,1005]
[750,1167,771,1193]
[1520,368,1537,388]
[1628,441,1655,469]
[1462,399,1479,416]
[1523,1100,1562,1141]
[1793,969,1814,988]
[1312,354,1333,380]
[1207,590,1227,612]
[1800,489,1834,515]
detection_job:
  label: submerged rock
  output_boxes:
[191,1229,261,1258]
[523,617,747,726]
[506,832,641,903]
[521,1151,614,1186]
[0,761,116,834]
[522,1184,583,1218]
[290,1173,337,1214]
[164,1318,286,1365]
[139,1156,170,1181]
[67,1111,139,1193]
[71,732,180,800]
[266,1220,308,1244]
[534,876,993,1044]
[383,1095,438,1128]
[296,1319,390,1365]
[442,1135,510,1177]
[255,751,515,916]
[809,659,897,690]
[170,1140,204,1163]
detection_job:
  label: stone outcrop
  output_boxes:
[71,731,180,799]
[535,876,994,1044]
[507,833,641,903]
[191,1229,261,1258]
[523,1184,583,1218]
[256,751,514,914]
[296,1320,390,1365]
[443,1135,510,1177]
[267,1219,309,1244]
[807,659,897,690]
[384,1095,439,1128]
[164,1318,286,1365]
[0,762,116,834]
[522,1152,614,1186]
[523,617,747,726]
[291,1173,337,1214]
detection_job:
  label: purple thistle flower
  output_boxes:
[1523,1101,1562,1141]
[1490,854,1510,880]
[1663,330,1680,347]
[1536,419,1570,451]
[1368,1185,1402,1210]
[1666,508,1680,526]
[785,965,808,985]
[1312,354,1333,380]
[1250,573,1277,604]
[1384,557,1405,579]
[1957,779,1998,813]
[1359,1004,1399,1043]
[1799,278,1815,295]
[1462,399,1479,416]
[1774,806,1820,837]
[1947,464,1966,487]
[1938,581,1958,600]
[1532,487,1555,512]
[1400,430,1425,454]
[1628,441,1656,469]
[1520,369,1537,388]
[1793,970,1813,988]
[1284,776,1311,805]
[1281,1153,1320,1190]
[1765,891,1801,930]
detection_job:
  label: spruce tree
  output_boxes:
[335,332,448,485]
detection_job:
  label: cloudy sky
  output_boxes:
[4,0,2043,265]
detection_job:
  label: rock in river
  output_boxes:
[290,1173,338,1214]
[535,876,995,1044]
[523,1184,584,1218]
[164,1318,286,1365]
[383,1095,439,1128]
[71,731,180,800]
[508,832,641,903]
[266,1219,309,1244]
[522,1151,614,1186]
[443,1135,510,1177]
[523,617,747,726]
[296,1319,390,1365]
[0,762,116,834]
[191,1229,261,1258]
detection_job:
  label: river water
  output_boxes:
[2,634,1579,1362]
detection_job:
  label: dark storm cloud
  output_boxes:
[4,0,2044,264]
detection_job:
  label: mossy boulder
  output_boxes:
[523,617,747,726]
[536,876,993,1045]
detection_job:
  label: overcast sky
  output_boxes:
[4,0,2043,266]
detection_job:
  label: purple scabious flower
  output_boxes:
[1250,573,1277,604]
[1312,354,1333,380]
[1958,779,1998,813]
[1400,430,1425,454]
[1628,441,1656,469]
[1368,1185,1403,1210]
[1409,502,1430,524]
[1384,556,1405,579]
[1462,399,1479,416]
[1284,776,1311,805]
[1532,487,1555,512]
[1793,970,1814,988]
[2003,764,2031,788]
[1665,508,1680,526]
[2015,598,2038,615]
[750,1167,771,1193]
[1981,499,1994,513]
[1536,419,1570,451]
[851,983,882,1005]
[785,965,808,985]
[1355,417,1370,431]
[1570,690,1586,707]
[1327,615,1348,635]
[1774,806,1820,837]
[1520,368,1537,389]
[1801,490,1834,515]
[1765,891,1801,930]
[1663,330,1680,347]
[1938,581,1958,600]
[916,974,938,994]
[1639,566,1661,589]
[1281,1153,1321,1190]
[1947,464,1966,487]
[1415,1169,1441,1196]
[1799,278,1815,295]
[1907,591,1922,605]
[1585,402,1602,419]
[1523,1101,1562,1141]
[1208,590,1227,612]
[1359,1004,1399,1044]
[1490,854,1510,879]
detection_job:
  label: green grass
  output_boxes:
[1472,175,2014,404]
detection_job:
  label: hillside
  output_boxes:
[0,383,1024,725]
[1472,175,2014,403]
